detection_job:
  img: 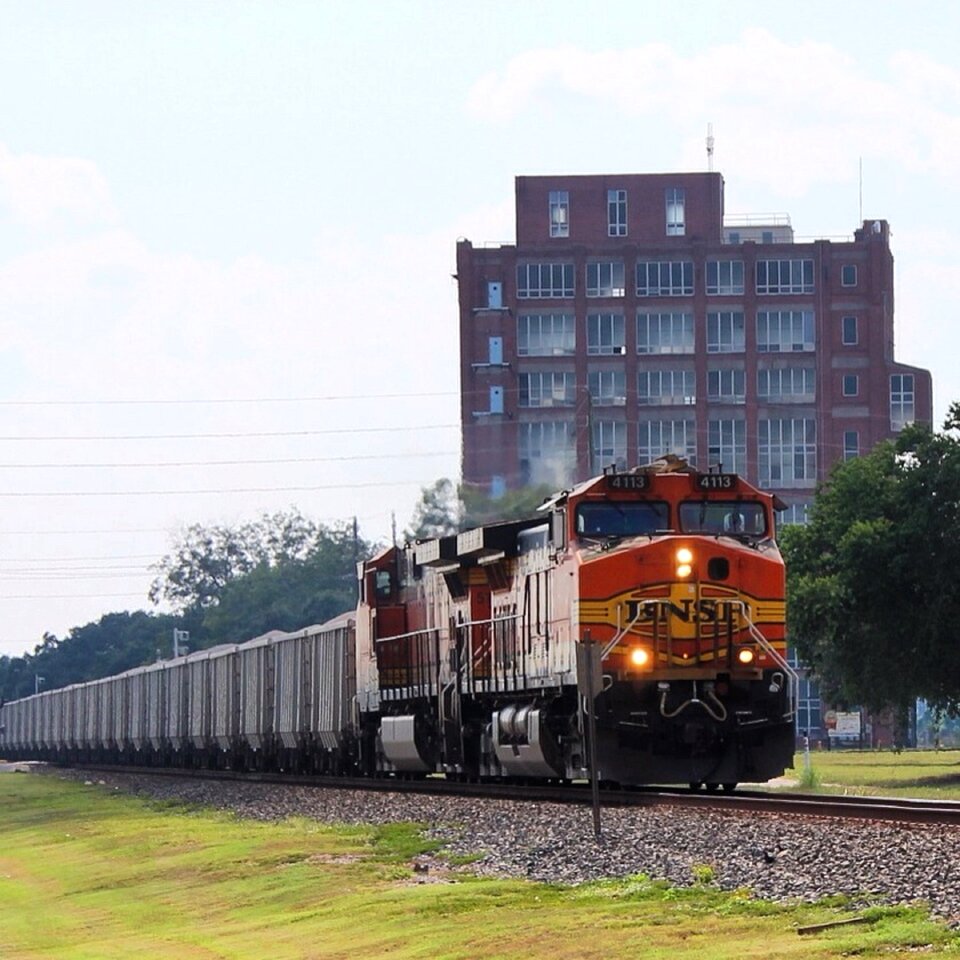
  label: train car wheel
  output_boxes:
[721,782,738,793]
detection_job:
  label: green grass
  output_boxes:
[0,773,957,959]
[786,748,960,799]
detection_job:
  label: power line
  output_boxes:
[0,479,430,498]
[0,390,457,407]
[0,423,460,442]
[0,450,456,469]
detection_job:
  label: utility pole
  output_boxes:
[34,675,45,696]
[172,628,189,658]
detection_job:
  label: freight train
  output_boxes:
[0,460,796,789]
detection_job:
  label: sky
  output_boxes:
[1,0,959,659]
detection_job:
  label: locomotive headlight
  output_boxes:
[630,647,651,667]
[676,548,693,564]
[675,547,693,579]
[737,647,756,665]
[676,563,693,578]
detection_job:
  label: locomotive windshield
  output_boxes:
[576,501,669,538]
[678,500,768,537]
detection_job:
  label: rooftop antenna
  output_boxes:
[858,156,863,223]
[706,123,715,172]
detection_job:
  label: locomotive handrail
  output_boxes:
[601,605,645,660]
[727,600,798,722]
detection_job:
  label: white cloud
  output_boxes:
[0,145,118,231]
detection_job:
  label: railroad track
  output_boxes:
[62,763,960,827]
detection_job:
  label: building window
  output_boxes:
[841,264,857,287]
[519,420,576,487]
[842,374,859,397]
[638,368,696,406]
[708,368,746,404]
[592,420,627,471]
[757,310,815,352]
[638,419,697,465]
[707,418,746,474]
[762,230,774,244]
[779,503,812,526]
[588,368,627,407]
[843,430,859,460]
[637,312,695,354]
[727,231,740,244]
[756,259,815,295]
[842,315,858,345]
[587,313,625,356]
[707,311,745,353]
[490,475,506,498]
[608,189,627,237]
[517,262,574,299]
[636,260,694,297]
[758,418,817,488]
[517,314,575,356]
[665,187,685,236]
[890,374,915,431]
[586,261,625,298]
[549,190,569,238]
[519,371,576,408]
[488,386,504,415]
[757,366,815,402]
[706,260,745,295]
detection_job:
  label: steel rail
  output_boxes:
[52,763,960,827]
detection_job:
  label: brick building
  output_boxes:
[457,171,932,524]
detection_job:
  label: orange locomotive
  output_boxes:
[357,459,796,789]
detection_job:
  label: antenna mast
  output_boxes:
[706,123,715,172]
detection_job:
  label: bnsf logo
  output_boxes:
[625,597,747,623]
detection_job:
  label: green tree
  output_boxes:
[783,404,960,718]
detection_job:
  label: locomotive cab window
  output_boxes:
[576,501,669,538]
[679,500,768,537]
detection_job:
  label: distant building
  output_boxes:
[457,171,933,523]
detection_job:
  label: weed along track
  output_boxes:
[41,765,960,924]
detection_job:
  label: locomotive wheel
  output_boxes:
[721,782,738,793]
[688,781,703,791]
[704,782,719,793]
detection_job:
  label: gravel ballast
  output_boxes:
[37,768,960,922]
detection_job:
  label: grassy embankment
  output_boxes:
[1,772,957,959]
[788,748,960,799]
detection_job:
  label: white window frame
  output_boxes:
[756,259,815,295]
[588,368,626,407]
[517,263,575,299]
[843,430,859,461]
[517,313,575,357]
[842,374,859,397]
[707,418,746,474]
[607,189,627,237]
[841,315,858,346]
[591,420,627,471]
[841,264,858,287]
[586,261,625,298]
[758,418,817,488]
[665,187,685,237]
[519,371,576,408]
[638,418,697,465]
[890,374,915,431]
[638,368,696,406]
[707,311,745,354]
[587,313,625,356]
[756,367,815,402]
[757,310,815,353]
[549,190,569,238]
[637,311,695,354]
[636,261,694,297]
[706,260,745,295]
[708,368,746,404]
